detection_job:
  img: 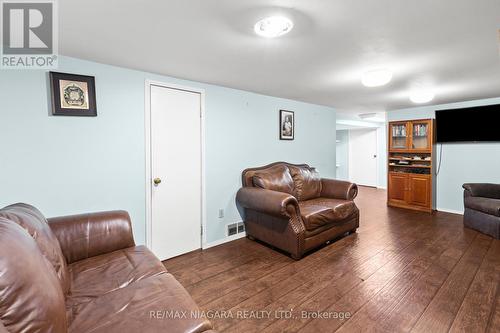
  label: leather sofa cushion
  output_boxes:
[66,246,167,322]
[299,198,356,231]
[48,210,136,265]
[0,203,70,294]
[252,164,295,195]
[465,197,500,217]
[0,218,67,333]
[289,166,322,200]
[67,272,212,333]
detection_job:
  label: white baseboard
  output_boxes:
[377,186,387,190]
[437,207,464,215]
[202,232,246,249]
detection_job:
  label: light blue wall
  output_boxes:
[0,56,336,245]
[387,97,500,213]
[335,130,349,180]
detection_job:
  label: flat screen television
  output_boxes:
[435,104,500,142]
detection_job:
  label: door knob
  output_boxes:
[153,178,162,186]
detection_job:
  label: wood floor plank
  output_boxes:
[299,220,469,333]
[224,217,450,332]
[336,227,476,333]
[487,288,500,333]
[217,222,428,332]
[371,227,477,332]
[449,240,500,333]
[215,235,405,332]
[164,237,266,273]
[186,255,290,305]
[173,240,284,287]
[411,234,492,333]
[203,212,426,314]
[160,187,499,333]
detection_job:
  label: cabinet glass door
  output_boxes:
[390,123,408,150]
[411,121,431,150]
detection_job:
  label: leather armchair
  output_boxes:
[463,183,500,239]
[237,162,359,259]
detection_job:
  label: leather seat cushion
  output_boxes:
[465,197,500,217]
[0,218,67,332]
[252,164,295,195]
[66,245,167,323]
[67,272,212,333]
[299,198,356,231]
[0,203,70,293]
[288,166,322,200]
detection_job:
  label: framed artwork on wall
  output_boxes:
[49,72,97,116]
[280,109,294,140]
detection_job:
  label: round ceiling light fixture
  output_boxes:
[361,69,393,87]
[254,16,293,38]
[409,89,435,104]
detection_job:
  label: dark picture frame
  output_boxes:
[279,109,294,140]
[50,72,97,116]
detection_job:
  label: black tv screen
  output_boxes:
[436,104,500,142]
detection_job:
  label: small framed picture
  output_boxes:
[50,72,97,116]
[280,110,294,140]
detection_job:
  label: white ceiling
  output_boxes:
[60,0,500,113]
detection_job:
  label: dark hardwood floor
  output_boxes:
[163,187,500,333]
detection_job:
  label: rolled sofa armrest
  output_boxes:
[463,183,500,200]
[48,210,135,264]
[320,178,358,200]
[236,187,299,218]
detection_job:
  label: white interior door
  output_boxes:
[150,85,202,260]
[348,128,378,187]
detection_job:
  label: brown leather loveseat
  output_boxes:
[0,203,215,333]
[236,162,359,259]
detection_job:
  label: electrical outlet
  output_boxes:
[218,209,224,218]
[227,223,237,236]
[227,222,245,237]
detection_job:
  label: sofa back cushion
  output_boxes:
[0,218,67,333]
[289,166,322,201]
[252,164,295,195]
[0,203,69,294]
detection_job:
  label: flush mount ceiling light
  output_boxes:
[361,69,393,87]
[358,112,378,119]
[254,16,293,38]
[409,89,435,103]
[359,113,386,122]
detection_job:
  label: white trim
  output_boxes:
[144,80,207,251]
[203,232,247,249]
[436,207,464,215]
[377,186,387,190]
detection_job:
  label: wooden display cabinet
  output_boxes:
[387,119,435,213]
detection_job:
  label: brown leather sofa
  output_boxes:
[0,203,216,333]
[463,183,500,239]
[236,162,359,259]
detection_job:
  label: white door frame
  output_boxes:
[144,79,207,252]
